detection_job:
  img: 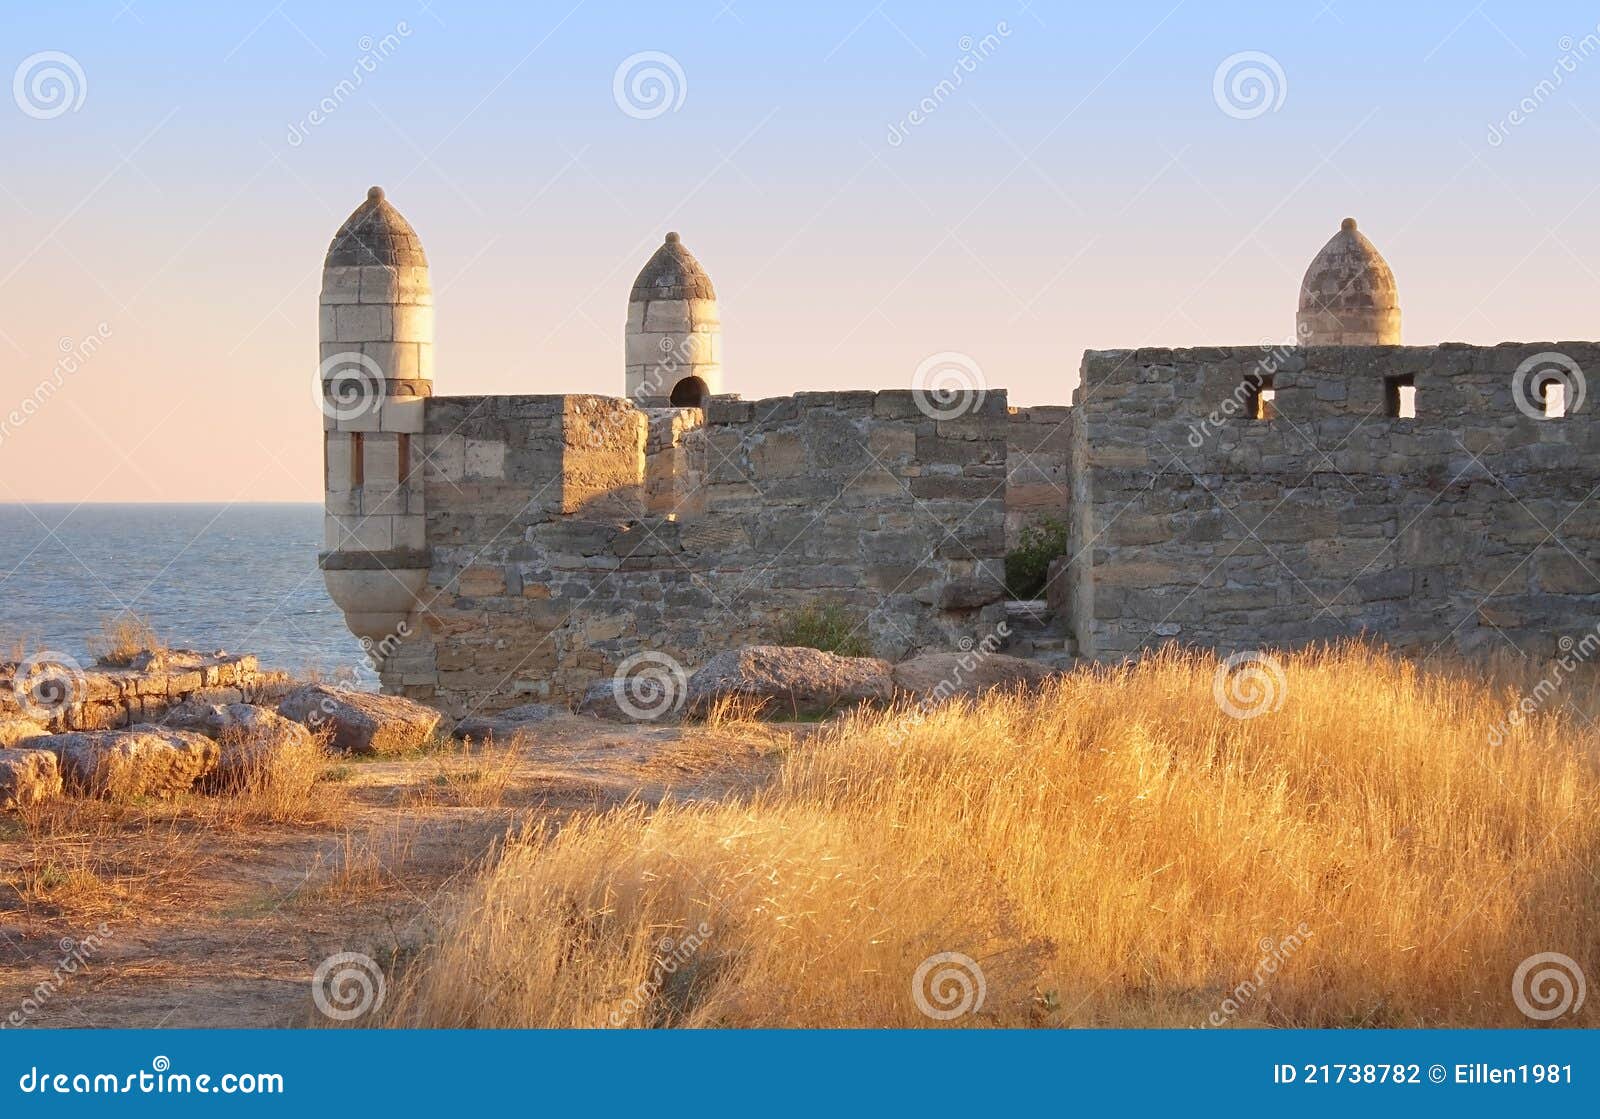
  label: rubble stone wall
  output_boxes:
[1069,343,1600,659]
[379,390,1011,717]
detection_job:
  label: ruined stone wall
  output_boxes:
[380,390,1010,718]
[1069,343,1600,659]
[1004,405,1072,550]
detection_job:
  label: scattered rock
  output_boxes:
[0,716,48,749]
[163,701,318,788]
[0,748,62,808]
[937,576,1007,611]
[891,651,1055,698]
[453,703,567,740]
[277,685,441,755]
[43,726,219,799]
[685,645,894,717]
[576,679,675,723]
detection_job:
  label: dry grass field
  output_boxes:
[385,645,1600,1028]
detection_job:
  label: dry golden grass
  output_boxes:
[386,643,1600,1028]
[403,737,524,810]
[86,612,166,667]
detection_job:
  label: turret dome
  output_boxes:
[324,186,428,269]
[1296,217,1400,345]
[630,232,715,301]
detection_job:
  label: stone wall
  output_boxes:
[1069,343,1600,659]
[1005,405,1072,549]
[379,390,1011,717]
[0,652,273,733]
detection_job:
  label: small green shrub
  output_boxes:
[774,603,872,658]
[1004,516,1068,600]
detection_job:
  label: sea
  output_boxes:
[0,504,375,684]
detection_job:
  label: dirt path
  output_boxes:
[0,716,789,1028]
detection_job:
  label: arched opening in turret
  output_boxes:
[669,375,708,408]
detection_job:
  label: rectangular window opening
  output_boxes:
[350,432,365,487]
[397,433,412,484]
[1385,374,1416,419]
[1543,379,1567,418]
[1245,373,1276,420]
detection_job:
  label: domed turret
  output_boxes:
[625,232,721,406]
[324,185,429,269]
[317,186,434,646]
[1296,217,1400,345]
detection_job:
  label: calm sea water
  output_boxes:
[0,504,372,682]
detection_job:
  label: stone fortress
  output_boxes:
[317,188,1598,718]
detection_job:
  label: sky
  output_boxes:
[2,0,1599,501]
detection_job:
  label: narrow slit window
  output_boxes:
[350,432,365,487]
[1244,373,1275,420]
[1542,379,1567,418]
[1385,374,1416,419]
[397,433,412,484]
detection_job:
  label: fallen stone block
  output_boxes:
[277,685,441,755]
[685,645,894,717]
[164,701,319,789]
[453,703,567,740]
[891,652,1055,699]
[43,726,219,799]
[0,717,49,749]
[0,749,62,808]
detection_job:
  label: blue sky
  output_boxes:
[2,0,1599,499]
